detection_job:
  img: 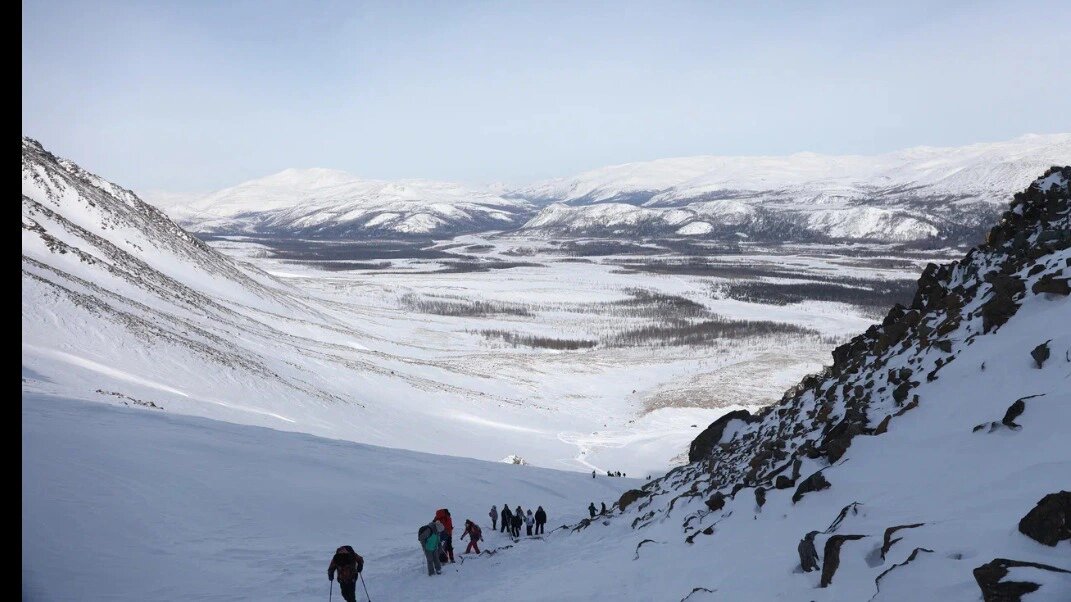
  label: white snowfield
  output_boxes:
[22,393,636,601]
[149,133,1071,242]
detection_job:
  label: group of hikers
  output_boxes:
[591,469,628,478]
[327,503,556,594]
[588,501,609,518]
[491,504,548,538]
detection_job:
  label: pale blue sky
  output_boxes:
[22,0,1071,192]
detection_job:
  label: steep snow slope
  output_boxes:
[157,167,533,237]
[518,134,1071,242]
[539,167,1070,600]
[22,393,634,601]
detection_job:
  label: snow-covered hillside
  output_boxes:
[517,134,1071,242]
[157,167,533,237]
[23,168,1070,600]
[556,167,1070,600]
[22,137,742,475]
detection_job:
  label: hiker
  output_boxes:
[600,502,608,515]
[588,502,596,519]
[511,510,523,538]
[501,504,511,533]
[489,505,498,531]
[534,506,547,535]
[327,545,365,602]
[592,470,596,479]
[434,508,455,563]
[798,531,820,572]
[461,519,483,554]
[418,521,443,576]
[606,470,612,477]
[525,510,535,536]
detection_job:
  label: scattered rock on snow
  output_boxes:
[820,534,866,588]
[797,531,820,573]
[689,409,755,462]
[1017,491,1071,546]
[1001,398,1027,429]
[1030,340,1051,368]
[873,547,934,598]
[880,523,925,560]
[1032,275,1070,296]
[754,487,766,509]
[618,489,648,511]
[972,558,1071,602]
[704,492,726,512]
[793,471,831,504]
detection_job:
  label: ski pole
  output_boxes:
[360,572,372,601]
[328,579,332,602]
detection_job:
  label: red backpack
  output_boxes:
[471,524,482,540]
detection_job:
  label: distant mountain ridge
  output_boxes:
[148,133,1071,243]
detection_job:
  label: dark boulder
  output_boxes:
[1018,491,1071,546]
[775,475,794,490]
[892,382,912,405]
[618,489,648,511]
[880,523,925,560]
[1030,340,1051,369]
[688,409,754,463]
[798,530,820,573]
[704,492,726,512]
[819,534,865,588]
[981,275,1024,333]
[973,558,1071,601]
[754,487,766,509]
[1001,398,1026,429]
[1032,275,1070,296]
[793,471,831,504]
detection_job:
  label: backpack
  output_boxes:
[424,531,440,552]
[471,524,482,540]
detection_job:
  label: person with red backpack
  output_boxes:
[434,508,455,563]
[461,519,483,554]
[327,545,365,602]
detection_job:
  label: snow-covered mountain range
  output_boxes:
[159,167,532,237]
[152,134,1071,243]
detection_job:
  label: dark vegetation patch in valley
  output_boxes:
[474,330,598,350]
[399,293,533,317]
[715,278,918,316]
[603,317,819,347]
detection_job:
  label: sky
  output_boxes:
[22,0,1071,193]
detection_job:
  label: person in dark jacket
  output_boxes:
[418,521,443,576]
[510,511,523,538]
[588,502,597,519]
[534,506,547,534]
[600,502,608,515]
[327,545,365,602]
[501,504,511,533]
[461,519,483,554]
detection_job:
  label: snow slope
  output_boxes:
[22,393,635,601]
